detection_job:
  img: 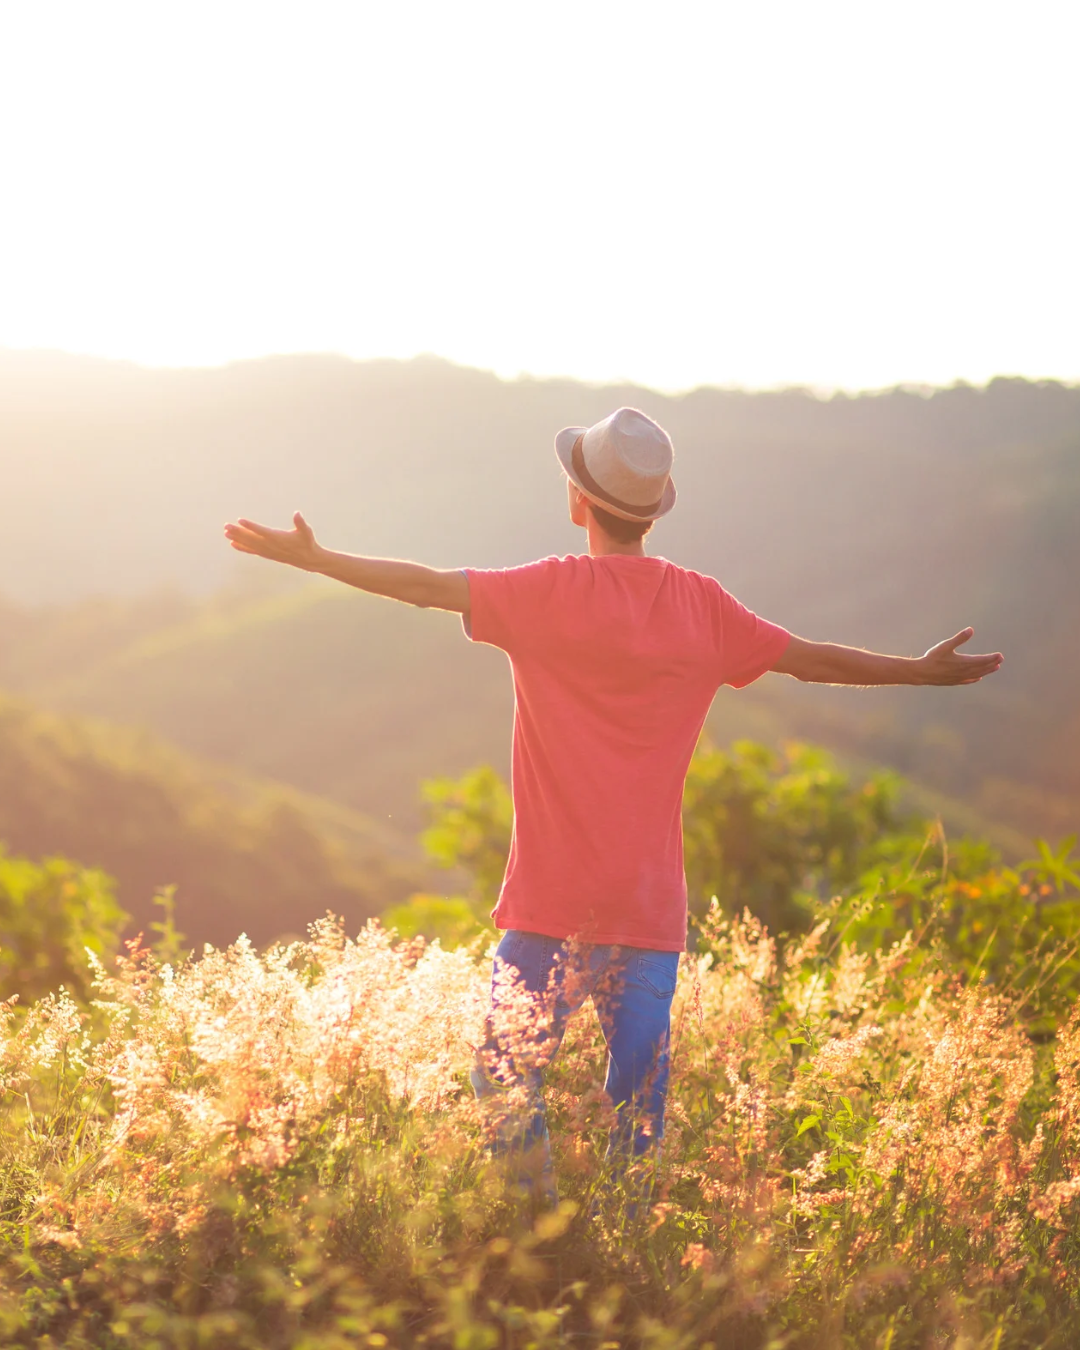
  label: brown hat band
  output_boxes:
[571,435,665,519]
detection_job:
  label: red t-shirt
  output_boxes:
[463,554,790,951]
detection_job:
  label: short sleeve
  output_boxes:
[461,557,562,654]
[714,584,791,688]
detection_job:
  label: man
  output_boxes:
[224,407,1002,1195]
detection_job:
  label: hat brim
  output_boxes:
[554,426,677,523]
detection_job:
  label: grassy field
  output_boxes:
[2,848,1080,1349]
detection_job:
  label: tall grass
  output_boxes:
[2,892,1080,1349]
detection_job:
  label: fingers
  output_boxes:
[223,523,287,560]
[945,653,1004,684]
[236,518,280,540]
[945,627,975,652]
[958,658,1003,679]
[228,514,312,542]
[224,524,267,549]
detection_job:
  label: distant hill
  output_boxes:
[0,582,1042,855]
[0,691,424,948]
[1,351,1078,843]
[0,583,512,829]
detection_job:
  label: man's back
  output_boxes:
[463,553,790,950]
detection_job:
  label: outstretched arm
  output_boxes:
[771,629,1003,686]
[224,513,470,614]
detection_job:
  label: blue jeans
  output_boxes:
[470,929,680,1199]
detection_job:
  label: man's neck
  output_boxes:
[585,520,647,557]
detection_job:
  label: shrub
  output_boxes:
[0,850,127,1006]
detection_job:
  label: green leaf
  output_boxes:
[796,1114,821,1137]
[787,1036,808,1046]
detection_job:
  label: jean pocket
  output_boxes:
[637,955,679,1000]
[494,930,527,972]
[496,931,555,992]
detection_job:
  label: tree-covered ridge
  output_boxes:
[0,692,424,948]
[2,354,1079,845]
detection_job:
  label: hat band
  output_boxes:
[571,435,664,519]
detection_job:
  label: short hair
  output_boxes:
[588,501,655,544]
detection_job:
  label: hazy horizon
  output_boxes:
[4,343,1078,400]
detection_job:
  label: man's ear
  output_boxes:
[567,481,590,528]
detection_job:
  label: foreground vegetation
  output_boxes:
[2,742,1080,1347]
[1,892,1080,1347]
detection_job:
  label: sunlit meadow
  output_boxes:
[3,842,1080,1349]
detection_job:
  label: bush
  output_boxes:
[0,850,128,1006]
[382,764,512,945]
[682,739,910,935]
[381,892,488,948]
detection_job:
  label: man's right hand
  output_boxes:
[224,512,325,572]
[915,628,1004,685]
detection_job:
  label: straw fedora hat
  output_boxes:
[555,407,677,523]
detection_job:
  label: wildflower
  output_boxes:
[681,1242,717,1273]
[1029,1177,1080,1229]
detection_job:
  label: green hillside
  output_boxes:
[0,583,1033,855]
[0,583,512,830]
[0,691,424,948]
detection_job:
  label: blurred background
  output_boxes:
[1,1,1077,949]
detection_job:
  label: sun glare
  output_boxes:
[1,0,1077,390]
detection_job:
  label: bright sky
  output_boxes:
[1,1,1077,392]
